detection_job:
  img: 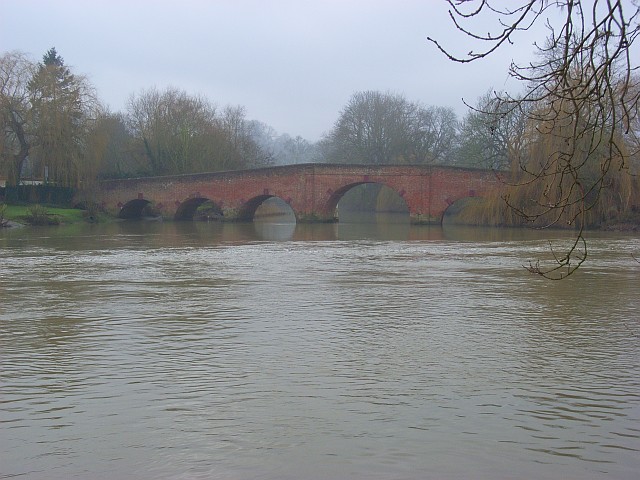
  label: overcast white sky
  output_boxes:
[1,0,548,140]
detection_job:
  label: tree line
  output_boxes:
[1,46,543,193]
[2,44,638,182]
[2,0,639,250]
[0,48,277,191]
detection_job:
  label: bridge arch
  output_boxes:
[175,197,223,221]
[236,194,295,222]
[119,199,156,219]
[442,196,486,225]
[326,181,409,219]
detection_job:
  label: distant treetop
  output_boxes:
[42,47,64,67]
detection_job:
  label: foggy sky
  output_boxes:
[1,0,546,140]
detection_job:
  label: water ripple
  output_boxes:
[1,226,638,479]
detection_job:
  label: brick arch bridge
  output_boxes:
[97,163,500,224]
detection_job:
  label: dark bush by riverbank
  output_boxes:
[1,185,75,205]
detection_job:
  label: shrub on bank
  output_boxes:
[0,204,101,227]
[24,204,60,226]
[0,203,8,227]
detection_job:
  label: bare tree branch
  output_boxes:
[429,0,640,279]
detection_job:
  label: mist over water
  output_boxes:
[1,221,638,479]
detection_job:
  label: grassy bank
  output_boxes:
[1,204,110,226]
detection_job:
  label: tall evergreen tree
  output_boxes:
[28,47,86,187]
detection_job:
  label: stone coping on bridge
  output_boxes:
[98,162,497,184]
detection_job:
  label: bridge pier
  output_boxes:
[409,213,441,225]
[296,212,337,223]
[220,205,246,222]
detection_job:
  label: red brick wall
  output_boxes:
[98,164,500,224]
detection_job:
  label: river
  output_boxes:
[1,219,638,479]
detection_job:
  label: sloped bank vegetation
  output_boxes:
[0,203,105,227]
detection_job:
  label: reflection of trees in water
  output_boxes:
[338,184,408,214]
[442,197,489,226]
[194,200,223,221]
[253,197,296,221]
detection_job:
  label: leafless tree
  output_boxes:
[127,87,219,174]
[218,105,273,169]
[428,1,640,278]
[412,105,460,164]
[457,91,531,170]
[323,90,459,166]
[127,89,271,175]
[0,51,36,185]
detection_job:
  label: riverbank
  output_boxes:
[2,202,640,232]
[0,204,108,227]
